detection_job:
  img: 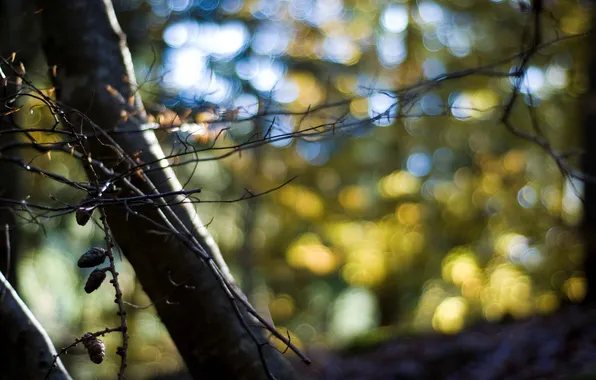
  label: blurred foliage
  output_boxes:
[11,0,592,378]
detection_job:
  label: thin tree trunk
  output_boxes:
[36,0,296,379]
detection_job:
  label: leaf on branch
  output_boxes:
[157,108,183,127]
[195,107,219,123]
[2,107,21,116]
[105,84,118,96]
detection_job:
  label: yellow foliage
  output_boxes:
[278,185,324,219]
[378,170,421,198]
[286,233,339,275]
[432,297,468,334]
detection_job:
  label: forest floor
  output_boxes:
[298,305,596,380]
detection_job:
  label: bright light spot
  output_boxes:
[447,29,471,57]
[221,0,243,13]
[279,185,324,218]
[381,4,409,33]
[309,0,344,26]
[331,287,378,342]
[423,31,442,52]
[163,21,194,48]
[234,93,259,118]
[421,93,443,115]
[511,66,545,95]
[496,233,530,263]
[272,79,299,103]
[432,297,467,334]
[164,21,249,60]
[250,0,282,19]
[269,115,294,148]
[237,57,287,93]
[562,178,583,224]
[546,64,567,89]
[214,22,249,59]
[202,75,232,104]
[407,153,432,177]
[442,248,480,286]
[236,57,259,80]
[324,36,360,65]
[379,170,421,198]
[564,276,586,303]
[296,141,330,166]
[418,2,444,25]
[377,34,407,67]
[289,0,312,20]
[450,90,497,120]
[150,1,171,17]
[252,62,286,92]
[368,92,397,126]
[286,233,338,275]
[522,247,543,270]
[396,203,421,225]
[167,0,191,12]
[450,93,472,120]
[517,185,537,208]
[164,47,208,88]
[252,22,292,56]
[423,58,446,78]
[523,66,545,94]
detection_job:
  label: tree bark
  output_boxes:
[582,5,596,304]
[0,271,71,380]
[0,0,37,288]
[36,0,296,379]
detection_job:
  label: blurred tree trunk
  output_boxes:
[581,4,596,305]
[0,0,36,288]
[36,0,296,379]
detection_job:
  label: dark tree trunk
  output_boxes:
[0,0,37,287]
[0,271,71,379]
[35,0,297,379]
[581,6,596,305]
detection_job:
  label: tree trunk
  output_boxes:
[0,271,71,380]
[582,5,596,305]
[0,0,37,288]
[36,0,296,379]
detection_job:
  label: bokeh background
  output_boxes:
[9,0,590,378]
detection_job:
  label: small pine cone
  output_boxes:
[82,333,106,364]
[77,248,107,268]
[75,207,93,226]
[84,269,107,293]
